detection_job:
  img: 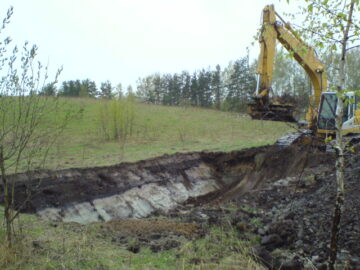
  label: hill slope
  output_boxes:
[45,98,294,170]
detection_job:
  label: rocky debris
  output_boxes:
[232,157,359,268]
[165,147,360,269]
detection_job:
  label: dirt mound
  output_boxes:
[245,155,360,269]
[166,151,360,269]
[98,218,201,253]
[0,145,333,224]
[103,218,200,237]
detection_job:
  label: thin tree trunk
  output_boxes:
[0,146,12,247]
[328,1,355,269]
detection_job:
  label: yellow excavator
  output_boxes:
[247,5,360,137]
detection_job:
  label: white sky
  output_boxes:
[0,0,296,89]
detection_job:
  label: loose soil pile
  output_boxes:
[99,218,201,253]
[167,148,360,269]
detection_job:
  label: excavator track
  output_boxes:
[276,131,360,152]
[275,131,306,146]
[275,130,325,148]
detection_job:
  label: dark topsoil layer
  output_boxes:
[1,145,332,213]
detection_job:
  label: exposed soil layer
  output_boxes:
[0,145,332,224]
[4,144,360,269]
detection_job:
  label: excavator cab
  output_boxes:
[317,92,360,135]
[317,92,337,131]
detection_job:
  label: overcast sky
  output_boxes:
[0,0,295,89]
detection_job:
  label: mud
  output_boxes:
[1,145,332,224]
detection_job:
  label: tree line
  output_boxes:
[136,57,256,112]
[41,79,135,99]
[136,47,360,112]
[41,57,259,112]
[135,50,321,112]
[41,47,360,113]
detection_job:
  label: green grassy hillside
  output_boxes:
[45,98,294,170]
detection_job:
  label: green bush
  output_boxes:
[96,97,135,144]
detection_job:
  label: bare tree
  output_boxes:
[290,0,359,268]
[0,7,75,247]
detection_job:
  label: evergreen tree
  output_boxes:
[81,79,98,98]
[152,73,162,104]
[58,79,97,97]
[197,69,213,107]
[100,80,113,99]
[40,83,57,96]
[180,71,191,106]
[226,58,256,111]
[170,73,181,105]
[115,83,124,99]
[162,74,172,105]
[212,64,222,109]
[190,72,199,106]
[59,80,79,97]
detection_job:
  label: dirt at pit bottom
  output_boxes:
[98,218,202,253]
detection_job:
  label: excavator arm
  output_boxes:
[248,5,328,129]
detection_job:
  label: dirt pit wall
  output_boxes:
[0,145,333,224]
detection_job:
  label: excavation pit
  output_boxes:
[2,145,333,224]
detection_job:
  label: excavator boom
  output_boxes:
[248,5,327,128]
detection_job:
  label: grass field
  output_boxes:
[43,98,294,170]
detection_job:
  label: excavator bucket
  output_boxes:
[247,103,297,122]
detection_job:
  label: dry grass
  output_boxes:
[0,236,34,269]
